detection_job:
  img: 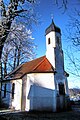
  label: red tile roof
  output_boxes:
[6,56,55,79]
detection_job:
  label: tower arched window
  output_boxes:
[58,83,65,95]
[56,36,61,49]
[56,36,60,45]
[48,38,51,44]
[12,83,15,99]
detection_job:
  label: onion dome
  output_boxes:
[45,20,61,35]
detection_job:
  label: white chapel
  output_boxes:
[1,20,70,112]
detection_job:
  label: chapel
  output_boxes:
[1,20,70,111]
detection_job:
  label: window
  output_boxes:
[48,38,50,44]
[12,83,15,99]
[56,36,60,45]
[4,84,6,98]
[58,83,65,95]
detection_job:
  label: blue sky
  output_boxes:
[33,0,69,56]
[32,0,80,88]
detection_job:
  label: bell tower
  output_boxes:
[45,20,63,71]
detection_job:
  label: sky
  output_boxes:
[32,0,80,88]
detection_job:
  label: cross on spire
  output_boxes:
[51,14,54,22]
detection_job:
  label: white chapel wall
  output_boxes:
[11,79,22,110]
[1,79,22,110]
[46,31,56,68]
[25,73,57,112]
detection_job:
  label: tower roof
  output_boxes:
[45,20,61,35]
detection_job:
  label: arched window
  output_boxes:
[56,36,61,49]
[48,38,50,44]
[58,83,65,95]
[56,36,60,45]
[12,83,15,99]
[4,84,6,98]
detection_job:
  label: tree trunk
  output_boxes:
[0,45,3,81]
[0,59,2,104]
[17,49,21,67]
[0,22,11,101]
[13,49,17,69]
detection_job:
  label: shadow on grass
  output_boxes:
[0,109,80,120]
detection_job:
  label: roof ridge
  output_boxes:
[23,55,45,65]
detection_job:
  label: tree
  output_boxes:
[0,0,36,80]
[65,8,80,77]
[0,0,36,103]
[2,22,36,78]
[2,44,12,77]
[68,10,80,46]
[54,0,68,11]
[0,0,36,57]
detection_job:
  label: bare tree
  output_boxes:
[65,47,80,77]
[65,8,80,77]
[54,0,68,11]
[0,0,36,81]
[0,0,36,56]
[2,45,12,78]
[67,9,80,46]
[2,22,36,77]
